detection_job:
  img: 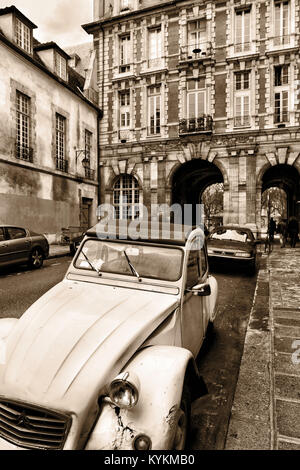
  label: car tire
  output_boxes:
[29,247,44,269]
[172,383,191,450]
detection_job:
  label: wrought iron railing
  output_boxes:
[84,88,99,106]
[84,167,95,180]
[180,42,212,61]
[15,144,33,162]
[56,158,69,173]
[179,115,213,134]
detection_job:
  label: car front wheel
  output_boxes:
[29,247,44,269]
[172,384,191,450]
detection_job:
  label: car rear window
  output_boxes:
[210,229,251,243]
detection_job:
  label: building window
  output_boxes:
[274,65,289,124]
[187,79,206,119]
[235,8,251,53]
[234,71,250,127]
[15,17,32,53]
[113,175,140,220]
[187,19,207,55]
[274,1,289,45]
[119,35,131,73]
[119,91,130,129]
[148,27,162,68]
[55,53,67,80]
[56,114,68,172]
[148,86,161,135]
[16,91,32,161]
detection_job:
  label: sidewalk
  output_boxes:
[225,244,300,450]
[48,244,70,259]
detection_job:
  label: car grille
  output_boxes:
[0,399,71,450]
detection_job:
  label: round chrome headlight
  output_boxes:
[109,372,139,409]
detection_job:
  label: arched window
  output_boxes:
[113,174,140,220]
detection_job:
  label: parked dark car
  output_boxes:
[0,225,49,269]
[207,225,259,274]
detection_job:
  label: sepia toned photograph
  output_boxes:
[0,0,299,456]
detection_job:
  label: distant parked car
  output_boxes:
[61,226,86,256]
[207,225,260,274]
[0,225,49,269]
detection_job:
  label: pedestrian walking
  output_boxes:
[287,217,299,248]
[277,218,288,248]
[268,217,276,243]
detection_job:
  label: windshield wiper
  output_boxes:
[81,250,101,276]
[123,250,140,279]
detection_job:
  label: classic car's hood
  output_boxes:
[0,280,179,414]
[207,238,253,251]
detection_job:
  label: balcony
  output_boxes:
[15,144,33,162]
[56,158,69,173]
[84,167,95,180]
[180,42,212,62]
[234,116,251,128]
[179,115,213,135]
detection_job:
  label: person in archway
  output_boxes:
[287,217,299,248]
[277,218,288,248]
[268,217,276,243]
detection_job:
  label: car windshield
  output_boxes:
[75,239,183,282]
[210,229,251,243]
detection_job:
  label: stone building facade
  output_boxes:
[0,6,101,235]
[83,0,300,234]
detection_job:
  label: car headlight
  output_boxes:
[109,372,140,409]
[235,251,251,258]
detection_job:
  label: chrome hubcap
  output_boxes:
[32,251,42,266]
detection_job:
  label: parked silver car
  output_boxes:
[0,225,49,269]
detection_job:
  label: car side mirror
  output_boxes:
[188,283,211,297]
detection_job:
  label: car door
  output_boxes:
[181,237,205,357]
[0,227,10,267]
[5,227,31,265]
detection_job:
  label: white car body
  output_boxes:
[0,224,218,450]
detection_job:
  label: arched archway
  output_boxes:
[171,159,224,224]
[261,164,300,221]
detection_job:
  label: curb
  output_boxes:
[225,255,272,450]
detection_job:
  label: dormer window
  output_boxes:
[55,53,67,80]
[15,17,32,53]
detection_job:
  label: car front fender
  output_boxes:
[85,345,207,450]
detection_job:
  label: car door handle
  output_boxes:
[1,244,8,248]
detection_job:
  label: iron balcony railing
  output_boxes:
[84,167,95,180]
[234,115,251,128]
[15,144,33,162]
[56,158,69,173]
[84,88,99,106]
[179,115,213,135]
[180,42,212,61]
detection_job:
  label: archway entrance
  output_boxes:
[261,164,300,224]
[172,159,224,225]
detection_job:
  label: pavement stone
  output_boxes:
[225,245,300,450]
